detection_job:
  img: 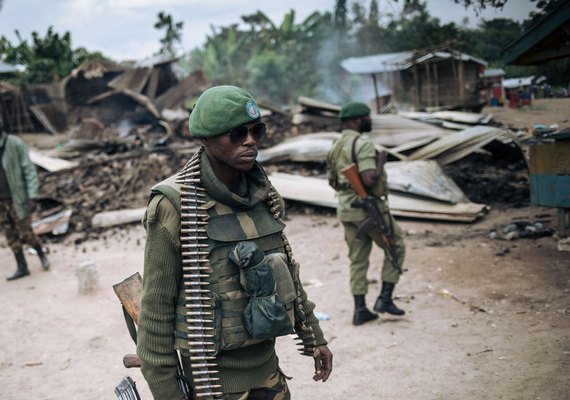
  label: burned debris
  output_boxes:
[0,56,557,240]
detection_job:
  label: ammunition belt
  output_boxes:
[176,147,222,399]
[265,187,319,358]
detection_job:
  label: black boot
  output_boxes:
[352,295,378,326]
[374,282,405,316]
[34,246,50,270]
[7,250,30,281]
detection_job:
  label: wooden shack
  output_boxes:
[341,45,487,112]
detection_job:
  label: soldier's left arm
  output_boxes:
[268,185,334,381]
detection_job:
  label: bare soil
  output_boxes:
[1,99,569,400]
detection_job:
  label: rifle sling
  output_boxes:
[122,306,138,344]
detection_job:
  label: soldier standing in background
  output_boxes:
[137,85,332,399]
[326,102,406,326]
[0,116,50,281]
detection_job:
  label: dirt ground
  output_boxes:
[1,99,569,400]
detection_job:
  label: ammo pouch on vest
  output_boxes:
[229,241,295,339]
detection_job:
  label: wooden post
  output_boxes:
[458,57,465,105]
[425,63,432,107]
[372,73,380,113]
[413,64,420,109]
[433,63,440,107]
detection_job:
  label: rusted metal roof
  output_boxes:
[341,50,487,75]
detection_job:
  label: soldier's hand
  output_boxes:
[312,345,333,382]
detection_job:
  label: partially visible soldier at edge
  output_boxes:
[326,102,406,326]
[137,85,333,399]
[0,115,51,281]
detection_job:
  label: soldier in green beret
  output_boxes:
[326,102,407,326]
[137,85,333,399]
[0,115,51,281]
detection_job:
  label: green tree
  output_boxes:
[154,11,184,57]
[188,24,251,86]
[469,18,522,63]
[0,27,107,84]
[450,0,508,12]
[334,0,349,29]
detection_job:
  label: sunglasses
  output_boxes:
[227,122,266,145]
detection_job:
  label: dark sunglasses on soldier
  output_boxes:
[227,122,266,145]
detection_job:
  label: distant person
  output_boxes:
[326,102,406,326]
[0,116,50,280]
[136,85,332,399]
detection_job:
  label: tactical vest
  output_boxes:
[151,157,297,357]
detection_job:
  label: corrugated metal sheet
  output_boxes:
[368,114,451,147]
[503,76,535,89]
[341,50,487,75]
[407,125,509,165]
[483,68,505,78]
[268,173,487,222]
[385,160,467,204]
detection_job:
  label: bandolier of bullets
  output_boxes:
[176,147,222,399]
[265,186,319,359]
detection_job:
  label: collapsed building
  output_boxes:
[0,54,546,240]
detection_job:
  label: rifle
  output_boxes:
[113,272,193,399]
[341,163,402,273]
[114,376,141,400]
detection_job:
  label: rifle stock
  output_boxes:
[114,273,143,369]
[113,272,193,398]
[113,272,143,325]
[341,163,367,198]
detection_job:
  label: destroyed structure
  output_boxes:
[341,43,487,113]
[0,51,559,241]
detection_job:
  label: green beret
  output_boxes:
[339,102,370,119]
[189,85,261,138]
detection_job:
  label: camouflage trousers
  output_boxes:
[0,199,41,253]
[222,370,290,400]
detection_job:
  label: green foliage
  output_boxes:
[154,11,184,57]
[463,18,522,63]
[0,26,108,85]
[181,0,568,105]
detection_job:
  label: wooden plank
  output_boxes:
[297,96,341,112]
[29,150,78,172]
[108,67,152,94]
[91,207,146,228]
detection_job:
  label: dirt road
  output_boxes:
[1,204,568,400]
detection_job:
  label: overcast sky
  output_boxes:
[0,0,538,62]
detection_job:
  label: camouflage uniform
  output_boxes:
[1,129,49,279]
[0,200,42,252]
[223,370,290,400]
